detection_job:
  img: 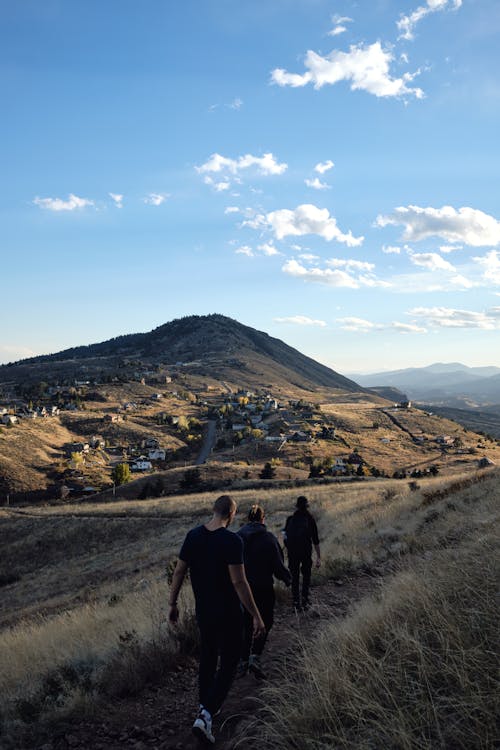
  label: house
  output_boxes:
[66,442,90,457]
[232,423,248,431]
[332,458,347,473]
[265,435,283,443]
[103,414,122,423]
[148,449,166,461]
[290,430,311,442]
[347,452,363,465]
[130,459,153,472]
[435,435,454,447]
[24,411,37,420]
[89,435,106,449]
[150,393,163,401]
[2,414,17,425]
[142,437,160,449]
[49,406,60,416]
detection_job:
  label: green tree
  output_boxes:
[112,463,131,486]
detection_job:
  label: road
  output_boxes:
[196,419,217,464]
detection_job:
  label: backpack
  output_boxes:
[284,513,311,555]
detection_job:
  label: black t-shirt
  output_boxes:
[179,525,244,621]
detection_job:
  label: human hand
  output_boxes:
[253,615,266,639]
[168,603,179,624]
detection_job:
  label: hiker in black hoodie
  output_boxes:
[237,504,291,679]
[284,495,321,611]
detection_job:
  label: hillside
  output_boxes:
[1,469,498,749]
[0,314,361,393]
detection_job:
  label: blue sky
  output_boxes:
[1,0,500,373]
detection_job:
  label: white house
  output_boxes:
[131,459,153,472]
[148,449,166,461]
[2,414,17,425]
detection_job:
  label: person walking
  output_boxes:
[284,495,321,611]
[237,504,291,680]
[168,495,265,745]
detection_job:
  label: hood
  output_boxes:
[238,522,267,540]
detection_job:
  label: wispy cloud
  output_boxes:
[229,98,243,110]
[327,14,353,37]
[109,192,123,208]
[235,245,254,257]
[258,242,281,256]
[246,204,363,246]
[377,205,500,247]
[409,305,500,329]
[336,317,426,334]
[314,159,334,174]
[224,206,241,214]
[408,251,456,272]
[397,0,462,41]
[33,194,94,211]
[282,258,388,288]
[305,177,330,190]
[274,315,327,327]
[143,192,170,206]
[271,42,423,99]
[382,244,401,254]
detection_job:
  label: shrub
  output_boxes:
[112,463,131,486]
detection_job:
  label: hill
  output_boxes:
[0,314,361,393]
[352,362,500,406]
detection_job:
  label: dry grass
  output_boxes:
[244,533,498,749]
[0,469,498,746]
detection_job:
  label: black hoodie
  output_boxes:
[238,522,291,589]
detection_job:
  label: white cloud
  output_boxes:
[382,244,401,254]
[109,193,123,208]
[439,244,462,253]
[271,42,424,99]
[143,192,170,206]
[33,193,94,211]
[397,0,462,41]
[326,258,375,272]
[196,152,287,177]
[257,204,364,246]
[314,159,335,174]
[274,315,327,327]
[235,245,254,257]
[336,317,426,334]
[224,206,240,214]
[298,253,319,261]
[409,305,500,329]
[473,249,500,284]
[450,274,475,289]
[408,251,456,272]
[282,258,388,288]
[305,177,330,190]
[327,14,353,36]
[229,98,243,110]
[337,317,377,332]
[258,242,281,256]
[376,205,500,247]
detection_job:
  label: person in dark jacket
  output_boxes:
[284,495,321,611]
[237,504,291,679]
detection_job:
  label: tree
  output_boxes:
[260,462,276,479]
[112,463,131,486]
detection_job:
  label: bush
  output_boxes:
[112,463,131,486]
[260,462,276,479]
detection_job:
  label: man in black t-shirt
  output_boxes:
[169,495,265,745]
[284,495,321,611]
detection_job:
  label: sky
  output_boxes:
[1,0,500,374]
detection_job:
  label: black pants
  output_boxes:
[242,585,275,661]
[197,611,243,716]
[288,553,312,606]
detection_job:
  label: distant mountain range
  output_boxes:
[0,314,363,394]
[351,363,500,406]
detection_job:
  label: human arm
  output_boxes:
[272,536,292,586]
[310,517,321,568]
[229,563,266,638]
[168,559,189,624]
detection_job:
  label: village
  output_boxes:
[1,358,497,504]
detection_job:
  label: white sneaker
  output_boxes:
[192,708,215,745]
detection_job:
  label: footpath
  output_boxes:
[33,572,381,750]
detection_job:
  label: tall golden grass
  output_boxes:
[0,469,497,746]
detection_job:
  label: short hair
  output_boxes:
[248,504,264,523]
[213,494,236,519]
[296,495,309,510]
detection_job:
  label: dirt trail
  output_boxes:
[32,571,381,750]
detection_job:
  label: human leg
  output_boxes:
[197,619,219,711]
[288,555,301,607]
[203,613,243,716]
[301,555,313,607]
